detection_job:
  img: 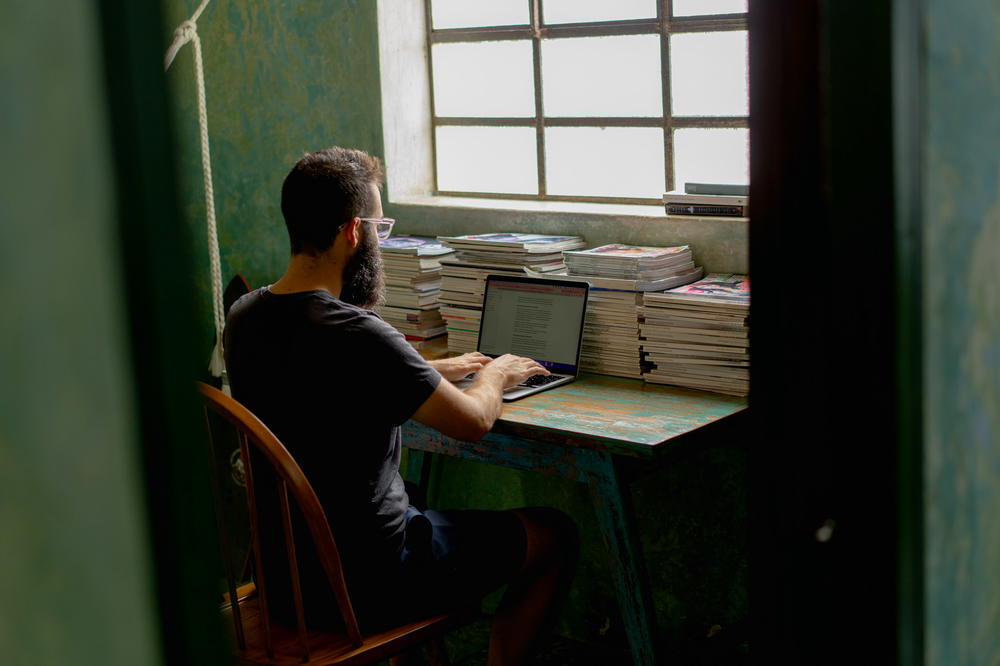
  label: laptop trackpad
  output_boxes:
[452,373,571,398]
[502,374,572,401]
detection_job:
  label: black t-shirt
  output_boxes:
[223,286,441,600]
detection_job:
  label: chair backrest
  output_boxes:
[223,273,252,317]
[197,381,364,661]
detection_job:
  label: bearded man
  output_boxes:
[223,147,577,666]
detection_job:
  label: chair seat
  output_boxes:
[226,595,479,665]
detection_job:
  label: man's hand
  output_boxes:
[428,352,493,382]
[476,353,549,389]
[412,353,548,442]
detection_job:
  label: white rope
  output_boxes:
[165,0,227,380]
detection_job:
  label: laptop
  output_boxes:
[453,274,590,401]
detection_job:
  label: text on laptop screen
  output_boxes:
[478,279,588,372]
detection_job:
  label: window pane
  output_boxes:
[432,41,535,117]
[430,0,526,29]
[542,35,662,117]
[436,126,538,194]
[546,127,664,198]
[543,0,656,24]
[672,0,748,17]
[670,31,748,116]
[673,128,749,190]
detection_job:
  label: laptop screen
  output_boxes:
[477,275,589,375]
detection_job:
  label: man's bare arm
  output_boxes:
[411,354,548,441]
[426,352,491,382]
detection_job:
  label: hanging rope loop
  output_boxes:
[165,1,227,379]
[175,20,197,45]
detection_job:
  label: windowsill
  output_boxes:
[388,193,668,219]
[384,193,750,274]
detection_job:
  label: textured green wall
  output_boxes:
[164,0,384,359]
[164,0,748,653]
[923,1,1000,664]
[0,3,162,664]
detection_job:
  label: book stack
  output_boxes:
[640,274,750,396]
[436,233,587,354]
[579,289,645,378]
[557,244,704,379]
[378,235,454,350]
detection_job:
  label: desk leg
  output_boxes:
[403,449,429,486]
[403,449,432,508]
[585,451,658,666]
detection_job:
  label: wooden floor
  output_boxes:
[436,618,630,666]
[389,616,750,666]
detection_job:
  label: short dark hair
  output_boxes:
[280,147,384,255]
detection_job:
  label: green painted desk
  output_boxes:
[404,343,747,665]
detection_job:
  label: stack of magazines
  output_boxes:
[562,244,702,289]
[578,289,646,378]
[544,244,704,379]
[640,274,750,396]
[377,236,454,350]
[436,233,586,354]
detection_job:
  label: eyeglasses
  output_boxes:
[358,217,395,240]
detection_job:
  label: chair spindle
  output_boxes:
[279,479,311,662]
[240,431,274,659]
[204,406,246,649]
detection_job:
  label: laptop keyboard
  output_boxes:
[460,372,564,388]
[519,374,563,388]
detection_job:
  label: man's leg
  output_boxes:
[487,507,579,666]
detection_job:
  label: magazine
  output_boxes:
[650,274,750,305]
[564,244,691,262]
[438,233,585,253]
[379,235,454,256]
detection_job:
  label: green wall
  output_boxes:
[0,3,161,664]
[163,0,748,654]
[923,1,1000,663]
[164,0,385,359]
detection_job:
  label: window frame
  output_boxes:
[425,0,749,206]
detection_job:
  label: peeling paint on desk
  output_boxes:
[500,374,746,448]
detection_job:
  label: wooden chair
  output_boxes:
[197,382,476,665]
[223,273,252,317]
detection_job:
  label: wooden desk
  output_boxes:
[406,340,747,665]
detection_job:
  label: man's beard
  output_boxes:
[339,226,385,309]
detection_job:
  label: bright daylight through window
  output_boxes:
[426,0,749,205]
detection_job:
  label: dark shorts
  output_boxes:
[357,506,527,631]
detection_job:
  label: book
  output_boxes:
[382,255,447,272]
[438,233,586,254]
[378,237,454,341]
[436,235,586,354]
[525,265,703,292]
[646,274,750,307]
[639,273,750,396]
[563,245,696,288]
[379,235,455,256]
[384,275,441,290]
[377,305,443,324]
[684,182,749,196]
[662,192,748,217]
[563,244,692,266]
[666,204,746,217]
[383,288,441,309]
[662,192,749,207]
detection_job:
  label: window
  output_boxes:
[424,0,749,206]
